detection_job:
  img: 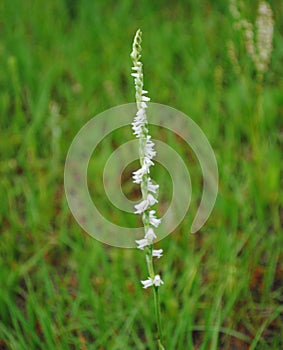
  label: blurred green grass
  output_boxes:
[0,0,283,349]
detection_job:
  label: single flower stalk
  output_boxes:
[229,0,274,78]
[131,29,165,350]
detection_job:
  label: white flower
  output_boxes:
[141,275,164,288]
[132,166,147,184]
[149,210,161,227]
[134,109,146,124]
[147,178,159,194]
[142,95,150,102]
[132,161,154,187]
[143,156,154,169]
[145,227,157,242]
[132,123,143,138]
[140,101,148,109]
[134,199,149,214]
[153,275,164,286]
[147,193,158,205]
[131,72,141,78]
[136,238,150,250]
[141,278,154,289]
[132,108,147,137]
[152,249,163,259]
[135,228,157,250]
[144,136,156,159]
[134,194,158,214]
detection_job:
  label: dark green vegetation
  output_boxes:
[0,1,282,349]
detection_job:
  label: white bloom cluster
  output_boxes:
[255,2,274,74]
[134,194,158,214]
[229,0,274,75]
[141,275,164,289]
[136,227,156,249]
[130,29,163,288]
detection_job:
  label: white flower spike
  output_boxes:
[131,29,165,348]
[131,28,163,269]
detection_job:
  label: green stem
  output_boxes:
[146,249,165,349]
[251,74,264,164]
[154,287,165,349]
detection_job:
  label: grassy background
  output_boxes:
[1,0,283,349]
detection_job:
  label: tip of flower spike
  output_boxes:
[130,29,142,61]
[133,29,142,45]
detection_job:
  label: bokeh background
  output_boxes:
[1,0,282,349]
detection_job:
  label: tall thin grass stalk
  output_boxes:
[130,29,165,350]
